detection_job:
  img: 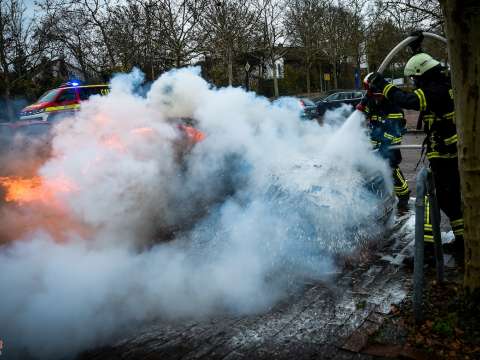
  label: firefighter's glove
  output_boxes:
[367,72,387,93]
[409,30,424,54]
[356,95,369,112]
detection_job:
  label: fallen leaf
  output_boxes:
[390,304,399,314]
[450,341,462,351]
[415,334,424,345]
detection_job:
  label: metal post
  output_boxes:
[414,167,428,322]
[426,171,445,283]
[388,145,423,150]
[244,62,251,92]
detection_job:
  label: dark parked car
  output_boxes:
[316,90,365,116]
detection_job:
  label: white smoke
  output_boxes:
[0,67,392,359]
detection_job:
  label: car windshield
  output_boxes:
[36,89,61,103]
[312,96,325,102]
[79,86,110,100]
[300,98,316,106]
[326,93,342,101]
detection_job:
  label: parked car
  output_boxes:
[272,97,319,121]
[316,90,365,117]
[18,83,110,122]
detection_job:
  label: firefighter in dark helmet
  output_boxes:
[359,73,410,214]
[366,51,464,256]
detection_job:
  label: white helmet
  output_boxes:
[363,72,374,87]
[362,72,383,97]
[404,53,440,77]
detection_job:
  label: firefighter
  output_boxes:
[359,77,410,214]
[365,53,464,255]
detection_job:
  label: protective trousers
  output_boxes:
[392,166,409,200]
[423,158,464,242]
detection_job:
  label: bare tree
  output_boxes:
[109,0,169,79]
[285,0,325,94]
[38,0,104,78]
[316,4,352,89]
[257,0,286,97]
[200,0,261,86]
[108,0,145,73]
[0,0,46,119]
[365,19,405,71]
[155,0,208,69]
[79,0,117,68]
[379,0,443,33]
[342,0,372,87]
[38,0,135,79]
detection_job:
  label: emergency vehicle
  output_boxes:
[19,82,110,122]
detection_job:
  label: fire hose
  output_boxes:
[356,32,447,112]
[377,32,447,74]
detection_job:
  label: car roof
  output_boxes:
[58,84,109,90]
[328,89,364,93]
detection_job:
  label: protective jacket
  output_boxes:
[382,78,457,159]
[365,100,409,200]
[365,101,406,167]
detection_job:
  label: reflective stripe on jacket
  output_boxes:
[384,78,457,159]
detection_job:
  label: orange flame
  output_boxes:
[0,175,91,243]
[131,127,155,135]
[179,125,205,143]
[101,134,127,152]
[0,175,76,205]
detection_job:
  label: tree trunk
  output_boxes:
[440,0,480,293]
[333,61,338,89]
[4,84,15,122]
[306,65,311,95]
[227,49,233,86]
[319,65,323,93]
[272,61,279,98]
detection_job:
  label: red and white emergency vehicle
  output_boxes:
[19,83,110,122]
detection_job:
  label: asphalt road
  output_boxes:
[399,131,425,197]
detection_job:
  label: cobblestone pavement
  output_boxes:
[80,221,415,360]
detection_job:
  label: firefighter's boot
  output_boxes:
[397,195,410,215]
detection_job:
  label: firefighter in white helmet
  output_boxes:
[366,46,463,257]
